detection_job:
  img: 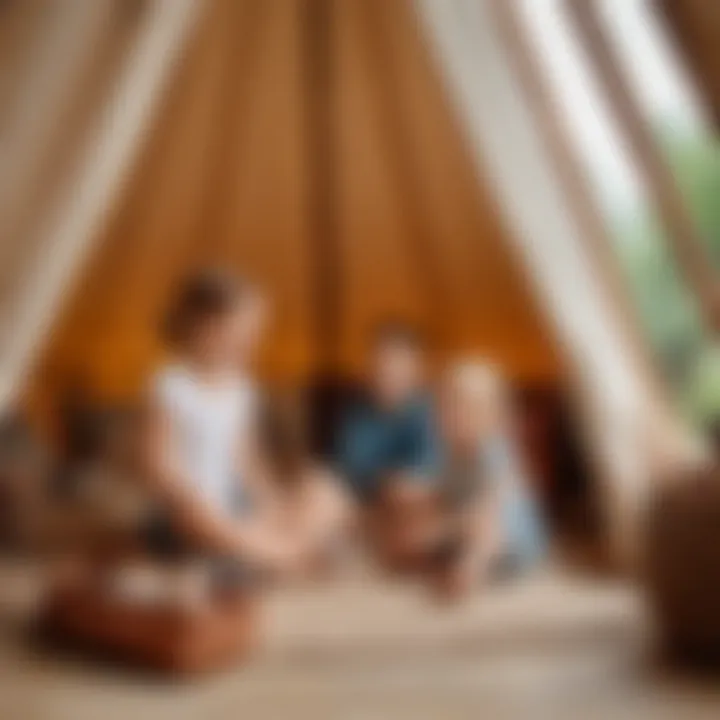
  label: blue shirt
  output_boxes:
[336,395,437,502]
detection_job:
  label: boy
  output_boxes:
[337,322,438,569]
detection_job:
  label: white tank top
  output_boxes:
[151,365,257,515]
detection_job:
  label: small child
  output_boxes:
[139,269,302,601]
[433,360,547,599]
[336,323,438,572]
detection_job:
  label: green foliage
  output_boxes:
[683,345,720,426]
[611,126,720,425]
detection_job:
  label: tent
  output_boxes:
[0,0,710,562]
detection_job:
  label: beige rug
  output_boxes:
[0,561,718,720]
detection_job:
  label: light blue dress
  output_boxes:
[484,437,547,570]
[441,436,547,571]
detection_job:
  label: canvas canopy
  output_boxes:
[0,0,707,559]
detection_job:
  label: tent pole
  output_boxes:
[415,0,704,569]
[304,0,345,456]
[0,0,201,412]
[304,0,341,374]
[492,0,706,567]
[357,0,453,350]
[490,0,676,444]
[565,0,720,335]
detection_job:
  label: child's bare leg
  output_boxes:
[280,469,355,578]
[230,514,299,580]
[432,509,505,601]
[302,472,352,541]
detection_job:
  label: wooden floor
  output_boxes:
[1,561,719,719]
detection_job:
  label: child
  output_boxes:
[140,269,302,598]
[337,322,438,570]
[432,360,547,599]
[337,323,436,503]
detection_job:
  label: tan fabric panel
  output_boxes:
[5,0,199,421]
[209,0,313,381]
[335,0,431,370]
[0,2,133,291]
[0,1,52,120]
[28,0,239,404]
[26,0,559,415]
